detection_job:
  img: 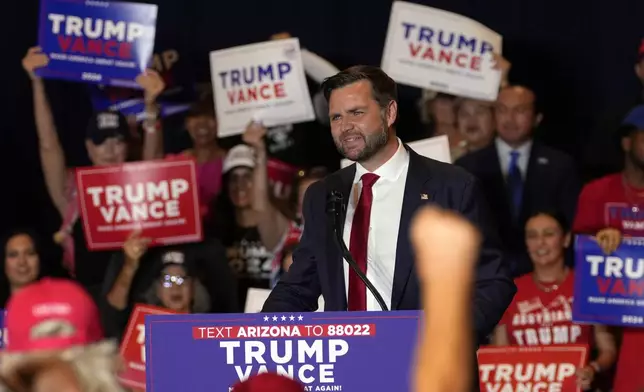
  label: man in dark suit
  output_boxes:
[263,66,515,351]
[455,85,581,276]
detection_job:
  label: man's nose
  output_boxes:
[340,118,354,132]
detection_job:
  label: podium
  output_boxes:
[144,311,421,391]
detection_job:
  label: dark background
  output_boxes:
[1,0,643,264]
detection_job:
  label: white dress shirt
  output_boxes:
[495,137,533,178]
[342,139,410,311]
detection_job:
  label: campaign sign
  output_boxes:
[76,157,202,250]
[119,305,177,390]
[477,345,588,392]
[267,158,299,201]
[210,38,315,138]
[145,311,421,391]
[37,0,157,88]
[573,235,644,327]
[381,2,502,101]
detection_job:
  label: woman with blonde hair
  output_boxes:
[0,278,124,392]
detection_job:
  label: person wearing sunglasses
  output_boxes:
[102,230,237,339]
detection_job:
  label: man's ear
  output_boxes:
[535,113,544,127]
[622,135,632,152]
[386,100,398,128]
[635,63,644,83]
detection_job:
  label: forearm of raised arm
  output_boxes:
[32,79,68,215]
[142,102,164,160]
[106,262,139,310]
[253,148,289,250]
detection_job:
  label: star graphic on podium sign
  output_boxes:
[263,316,269,322]
[272,316,278,321]
[289,315,295,321]
[281,315,287,321]
[298,315,304,321]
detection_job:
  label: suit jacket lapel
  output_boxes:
[521,142,542,219]
[488,144,506,191]
[326,165,356,311]
[391,147,431,309]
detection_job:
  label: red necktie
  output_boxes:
[348,173,379,311]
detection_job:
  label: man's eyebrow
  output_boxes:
[330,105,369,115]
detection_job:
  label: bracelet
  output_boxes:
[143,122,158,135]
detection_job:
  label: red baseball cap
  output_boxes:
[5,278,104,353]
[232,373,304,392]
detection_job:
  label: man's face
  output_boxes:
[625,131,644,169]
[636,60,644,85]
[86,137,127,166]
[457,99,495,150]
[494,87,538,146]
[328,80,394,162]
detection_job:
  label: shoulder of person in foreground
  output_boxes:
[262,179,326,313]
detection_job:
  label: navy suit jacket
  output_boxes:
[263,145,515,340]
[455,141,581,276]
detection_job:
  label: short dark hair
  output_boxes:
[321,65,398,109]
[526,210,569,233]
[186,92,216,119]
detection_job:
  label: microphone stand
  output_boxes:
[328,191,389,311]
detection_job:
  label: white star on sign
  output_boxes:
[298,315,304,321]
[281,315,287,321]
[263,316,269,322]
[272,316,278,321]
[289,315,295,321]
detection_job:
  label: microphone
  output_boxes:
[327,191,389,311]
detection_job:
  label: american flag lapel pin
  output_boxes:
[420,193,428,200]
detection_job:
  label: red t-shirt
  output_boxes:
[573,173,644,236]
[573,172,644,392]
[499,272,592,346]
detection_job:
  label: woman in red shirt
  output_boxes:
[493,211,617,390]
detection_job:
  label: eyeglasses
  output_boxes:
[161,274,190,288]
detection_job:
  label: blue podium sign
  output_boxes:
[574,235,644,327]
[37,0,157,87]
[145,311,421,391]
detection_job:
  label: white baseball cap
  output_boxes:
[223,144,256,174]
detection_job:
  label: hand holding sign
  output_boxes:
[136,69,165,104]
[595,227,621,254]
[411,206,480,392]
[576,365,595,390]
[22,47,50,81]
[123,229,151,267]
[242,122,268,150]
[491,53,511,87]
[270,32,292,40]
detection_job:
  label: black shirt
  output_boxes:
[225,225,273,309]
[72,220,114,302]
